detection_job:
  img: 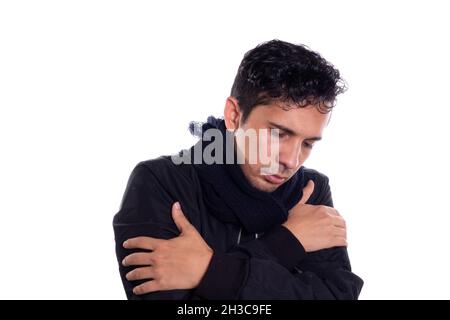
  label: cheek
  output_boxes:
[248,162,263,176]
[259,132,278,164]
[241,162,262,182]
[300,147,312,161]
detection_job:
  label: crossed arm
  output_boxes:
[114,165,363,299]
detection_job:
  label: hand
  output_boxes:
[122,202,213,295]
[282,180,347,252]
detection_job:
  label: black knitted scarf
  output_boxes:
[189,116,306,233]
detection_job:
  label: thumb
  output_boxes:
[298,180,315,205]
[172,202,192,233]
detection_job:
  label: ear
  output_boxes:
[224,96,241,130]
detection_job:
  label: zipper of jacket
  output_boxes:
[237,227,242,244]
[237,227,259,244]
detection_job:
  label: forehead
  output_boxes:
[245,103,331,135]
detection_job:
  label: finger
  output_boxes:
[122,252,155,267]
[331,215,347,229]
[333,236,348,247]
[298,180,315,205]
[126,266,155,281]
[333,227,347,239]
[123,236,161,250]
[133,280,161,295]
[172,202,192,233]
[327,207,342,216]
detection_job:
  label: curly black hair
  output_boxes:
[230,39,347,122]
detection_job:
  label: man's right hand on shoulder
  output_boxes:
[282,180,348,252]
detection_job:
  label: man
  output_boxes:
[113,39,364,299]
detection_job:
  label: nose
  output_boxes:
[279,140,302,170]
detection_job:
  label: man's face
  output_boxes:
[233,103,331,193]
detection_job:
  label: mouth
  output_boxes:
[263,174,287,185]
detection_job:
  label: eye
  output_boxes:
[270,128,288,139]
[303,141,314,149]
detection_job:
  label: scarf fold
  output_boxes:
[189,116,305,233]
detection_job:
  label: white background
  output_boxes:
[1,0,449,299]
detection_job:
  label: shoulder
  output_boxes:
[121,155,199,208]
[133,155,198,189]
[303,167,330,185]
[302,167,333,207]
[114,156,200,227]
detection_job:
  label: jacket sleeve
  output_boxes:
[195,232,363,300]
[113,163,196,300]
[194,173,364,300]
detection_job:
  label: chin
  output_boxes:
[241,165,283,193]
[250,177,282,193]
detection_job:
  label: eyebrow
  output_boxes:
[267,121,322,141]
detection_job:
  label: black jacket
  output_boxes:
[113,156,363,299]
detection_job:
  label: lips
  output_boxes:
[264,174,286,185]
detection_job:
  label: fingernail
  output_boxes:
[174,202,181,210]
[123,240,128,248]
[122,258,127,266]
